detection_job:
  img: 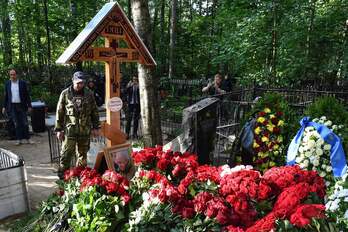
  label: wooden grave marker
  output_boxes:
[56,2,155,169]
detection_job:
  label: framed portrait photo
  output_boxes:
[94,143,131,173]
[103,143,131,172]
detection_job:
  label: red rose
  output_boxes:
[290,204,325,228]
[258,111,266,117]
[273,127,280,134]
[122,194,131,205]
[157,158,171,171]
[276,111,283,117]
[181,207,195,219]
[271,117,279,125]
[224,225,245,232]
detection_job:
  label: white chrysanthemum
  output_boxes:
[298,146,304,153]
[320,116,327,121]
[344,210,348,219]
[296,157,303,163]
[324,144,331,151]
[326,166,332,172]
[304,151,312,158]
[300,163,307,169]
[313,159,320,167]
[319,172,326,177]
[317,138,324,146]
[315,148,323,156]
[324,120,333,127]
[307,140,316,149]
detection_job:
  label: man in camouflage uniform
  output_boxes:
[55,71,100,179]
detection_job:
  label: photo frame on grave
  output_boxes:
[94,143,131,173]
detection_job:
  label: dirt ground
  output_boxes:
[0,131,58,231]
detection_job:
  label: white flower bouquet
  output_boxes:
[295,116,343,187]
[325,172,348,230]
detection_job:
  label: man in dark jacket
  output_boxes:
[2,69,33,145]
[126,76,140,139]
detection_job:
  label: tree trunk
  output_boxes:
[159,0,166,74]
[127,0,132,21]
[34,1,43,67]
[168,0,178,79]
[14,1,26,67]
[1,0,13,67]
[152,0,159,58]
[335,20,348,79]
[131,0,163,146]
[303,0,316,79]
[269,0,278,82]
[43,0,53,90]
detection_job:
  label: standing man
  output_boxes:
[2,69,33,145]
[55,71,100,179]
[126,76,140,139]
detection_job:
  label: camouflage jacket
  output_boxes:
[55,86,100,138]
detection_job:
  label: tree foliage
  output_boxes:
[0,0,347,89]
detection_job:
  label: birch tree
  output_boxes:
[131,0,163,146]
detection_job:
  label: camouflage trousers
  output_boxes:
[58,136,90,178]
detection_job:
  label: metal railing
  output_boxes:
[0,148,24,170]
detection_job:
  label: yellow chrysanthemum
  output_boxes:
[273,144,279,150]
[262,136,269,142]
[269,161,276,167]
[259,152,269,158]
[267,124,275,132]
[253,142,260,148]
[278,120,284,127]
[277,136,283,143]
[254,127,262,135]
[270,114,276,119]
[257,117,265,123]
[264,108,271,113]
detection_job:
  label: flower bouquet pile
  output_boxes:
[253,107,285,171]
[294,116,345,188]
[128,147,332,232]
[325,172,348,230]
[31,167,131,232]
[26,147,337,231]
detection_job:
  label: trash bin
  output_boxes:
[31,101,46,133]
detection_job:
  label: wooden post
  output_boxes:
[103,38,126,146]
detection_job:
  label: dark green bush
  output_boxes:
[305,96,348,126]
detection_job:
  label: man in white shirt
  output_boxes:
[2,69,33,145]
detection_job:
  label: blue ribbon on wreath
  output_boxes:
[287,116,347,177]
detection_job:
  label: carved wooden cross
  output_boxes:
[56,2,156,147]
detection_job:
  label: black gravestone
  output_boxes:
[182,98,219,164]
